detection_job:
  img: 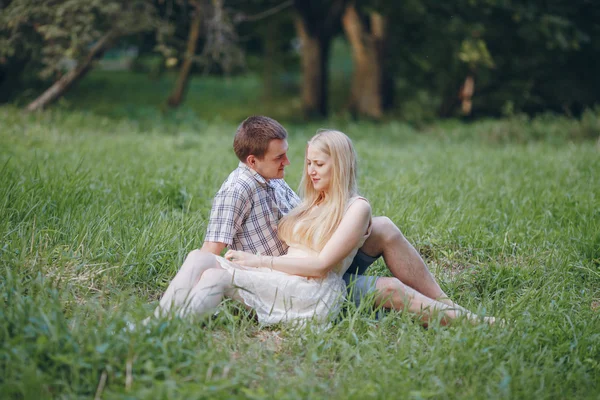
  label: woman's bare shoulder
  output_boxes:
[346,197,371,216]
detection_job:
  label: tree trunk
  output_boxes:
[293,0,346,119]
[459,74,475,115]
[26,31,115,112]
[295,17,330,118]
[167,3,203,107]
[342,5,386,119]
[439,73,475,118]
[372,12,393,110]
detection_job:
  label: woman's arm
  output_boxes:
[225,199,371,278]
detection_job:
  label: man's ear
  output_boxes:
[246,155,256,168]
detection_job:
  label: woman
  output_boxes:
[153,130,493,326]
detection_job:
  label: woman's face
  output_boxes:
[306,144,333,192]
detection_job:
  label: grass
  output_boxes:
[1,92,600,398]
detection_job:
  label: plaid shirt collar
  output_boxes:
[238,162,270,187]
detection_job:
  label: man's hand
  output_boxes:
[224,250,262,268]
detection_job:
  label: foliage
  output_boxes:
[458,38,495,70]
[1,105,599,397]
[0,0,161,105]
[380,0,600,116]
[0,0,159,78]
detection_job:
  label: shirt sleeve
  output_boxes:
[204,184,252,246]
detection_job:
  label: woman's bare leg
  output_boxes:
[362,217,472,314]
[154,250,219,317]
[374,277,495,326]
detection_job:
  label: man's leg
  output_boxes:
[360,217,458,307]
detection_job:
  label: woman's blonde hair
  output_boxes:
[278,130,358,251]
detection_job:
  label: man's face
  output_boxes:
[252,139,290,180]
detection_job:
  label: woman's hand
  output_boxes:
[224,250,262,268]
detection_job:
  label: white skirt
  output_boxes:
[216,256,346,326]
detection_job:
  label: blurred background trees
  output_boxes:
[0,0,160,110]
[0,0,598,120]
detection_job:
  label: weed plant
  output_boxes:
[1,106,599,399]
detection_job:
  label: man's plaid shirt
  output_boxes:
[204,162,301,256]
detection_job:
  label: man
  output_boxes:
[197,115,464,314]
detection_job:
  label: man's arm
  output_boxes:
[203,182,251,253]
[200,241,227,255]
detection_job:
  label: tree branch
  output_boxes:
[234,1,293,23]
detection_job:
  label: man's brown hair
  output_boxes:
[233,116,288,162]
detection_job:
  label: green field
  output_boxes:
[1,99,600,399]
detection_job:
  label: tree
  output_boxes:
[341,2,390,119]
[456,38,494,115]
[165,0,247,107]
[0,0,159,111]
[167,0,204,107]
[294,0,348,118]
